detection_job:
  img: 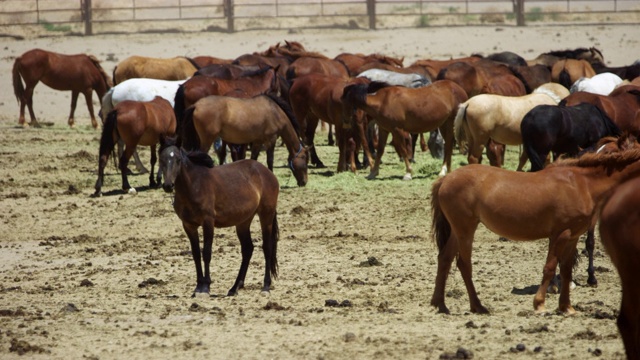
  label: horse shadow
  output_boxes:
[511,285,539,295]
[89,184,158,198]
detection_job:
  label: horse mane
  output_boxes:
[367,53,404,67]
[263,93,301,135]
[185,150,215,168]
[182,56,201,70]
[550,147,640,169]
[507,65,532,94]
[542,47,592,58]
[367,81,393,93]
[243,65,273,78]
[88,55,113,88]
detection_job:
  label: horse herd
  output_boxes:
[11,43,640,359]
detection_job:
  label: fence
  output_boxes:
[0,0,638,35]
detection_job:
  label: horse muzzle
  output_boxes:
[162,183,174,193]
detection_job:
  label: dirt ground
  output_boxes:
[0,25,638,359]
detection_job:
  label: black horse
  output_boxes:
[521,103,621,172]
[591,60,640,80]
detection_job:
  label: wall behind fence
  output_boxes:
[0,0,638,36]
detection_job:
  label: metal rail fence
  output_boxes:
[0,0,638,35]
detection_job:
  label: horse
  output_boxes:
[551,59,596,89]
[410,55,482,80]
[560,85,640,135]
[159,140,279,297]
[356,68,431,88]
[286,55,350,81]
[599,175,640,360]
[333,52,404,76]
[454,83,569,170]
[12,48,112,128]
[173,66,278,125]
[527,47,604,67]
[430,146,640,315]
[180,93,308,187]
[93,96,176,197]
[341,80,468,180]
[437,59,527,97]
[113,55,199,84]
[288,73,370,172]
[521,103,621,172]
[191,55,233,68]
[591,59,640,80]
[194,63,266,78]
[509,64,552,92]
[570,72,624,95]
[100,77,187,174]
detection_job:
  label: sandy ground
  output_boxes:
[0,25,638,359]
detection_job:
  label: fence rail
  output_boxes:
[0,0,638,35]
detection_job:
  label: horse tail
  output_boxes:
[99,110,118,167]
[277,74,291,104]
[174,84,186,133]
[453,102,468,145]
[367,81,392,94]
[508,65,532,94]
[521,113,545,172]
[12,57,24,103]
[431,177,451,252]
[559,68,572,89]
[285,66,297,83]
[265,93,301,135]
[596,106,621,137]
[436,67,448,81]
[112,66,118,86]
[180,106,200,151]
[88,55,113,89]
[268,212,280,279]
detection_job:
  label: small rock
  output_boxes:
[80,279,94,287]
[63,303,80,313]
[516,343,526,352]
[344,332,356,342]
[325,299,339,307]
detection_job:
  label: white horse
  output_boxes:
[356,68,431,88]
[454,82,570,170]
[570,72,624,95]
[100,78,187,173]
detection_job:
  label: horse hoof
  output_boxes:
[127,188,137,195]
[260,290,270,296]
[366,173,378,180]
[403,173,412,181]
[90,192,102,198]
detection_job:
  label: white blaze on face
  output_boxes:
[170,151,174,157]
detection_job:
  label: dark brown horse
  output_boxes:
[159,140,279,297]
[527,47,604,68]
[12,48,112,128]
[599,175,640,360]
[93,96,176,197]
[341,80,468,179]
[181,93,309,187]
[431,146,640,315]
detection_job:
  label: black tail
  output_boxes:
[559,69,572,89]
[12,58,24,103]
[269,213,279,279]
[181,106,200,151]
[436,67,448,81]
[174,84,187,135]
[431,178,451,252]
[112,66,118,86]
[99,110,118,166]
[508,65,533,94]
[596,106,621,137]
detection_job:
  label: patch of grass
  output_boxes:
[525,7,544,22]
[447,6,459,14]
[418,15,430,27]
[41,21,72,32]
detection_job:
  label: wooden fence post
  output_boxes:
[367,0,376,30]
[515,0,525,26]
[224,0,235,32]
[82,0,93,35]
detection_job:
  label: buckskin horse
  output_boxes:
[112,55,199,84]
[159,139,280,297]
[12,48,112,128]
[431,146,640,314]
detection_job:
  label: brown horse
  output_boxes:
[551,59,596,89]
[430,147,640,315]
[286,55,350,80]
[181,93,308,187]
[191,55,233,68]
[173,66,278,124]
[527,47,604,68]
[333,52,404,76]
[599,175,640,360]
[159,140,279,297]
[437,59,527,98]
[561,85,640,134]
[93,96,176,197]
[113,55,199,84]
[454,83,569,169]
[288,73,370,172]
[410,56,482,80]
[12,48,112,128]
[341,80,468,180]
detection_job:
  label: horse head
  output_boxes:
[159,142,183,193]
[289,143,308,187]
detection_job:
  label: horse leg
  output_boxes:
[82,90,98,129]
[258,212,277,294]
[455,229,489,314]
[132,148,149,174]
[327,123,335,146]
[356,115,374,169]
[93,148,110,198]
[391,129,413,180]
[228,222,254,296]
[419,132,427,152]
[430,230,459,314]
[183,223,210,296]
[149,144,160,188]
[367,128,389,180]
[306,116,325,168]
[516,148,528,172]
[585,226,598,287]
[24,86,40,128]
[533,232,568,313]
[557,236,580,314]
[68,90,79,128]
[266,144,275,171]
[118,145,136,194]
[439,120,455,176]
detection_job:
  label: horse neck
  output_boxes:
[582,160,640,203]
[279,120,303,155]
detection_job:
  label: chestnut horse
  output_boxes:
[113,55,199,84]
[431,147,640,314]
[181,93,309,187]
[599,175,640,360]
[341,80,468,179]
[333,52,404,76]
[93,97,176,197]
[159,141,279,297]
[173,66,278,125]
[12,48,112,128]
[454,83,569,169]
